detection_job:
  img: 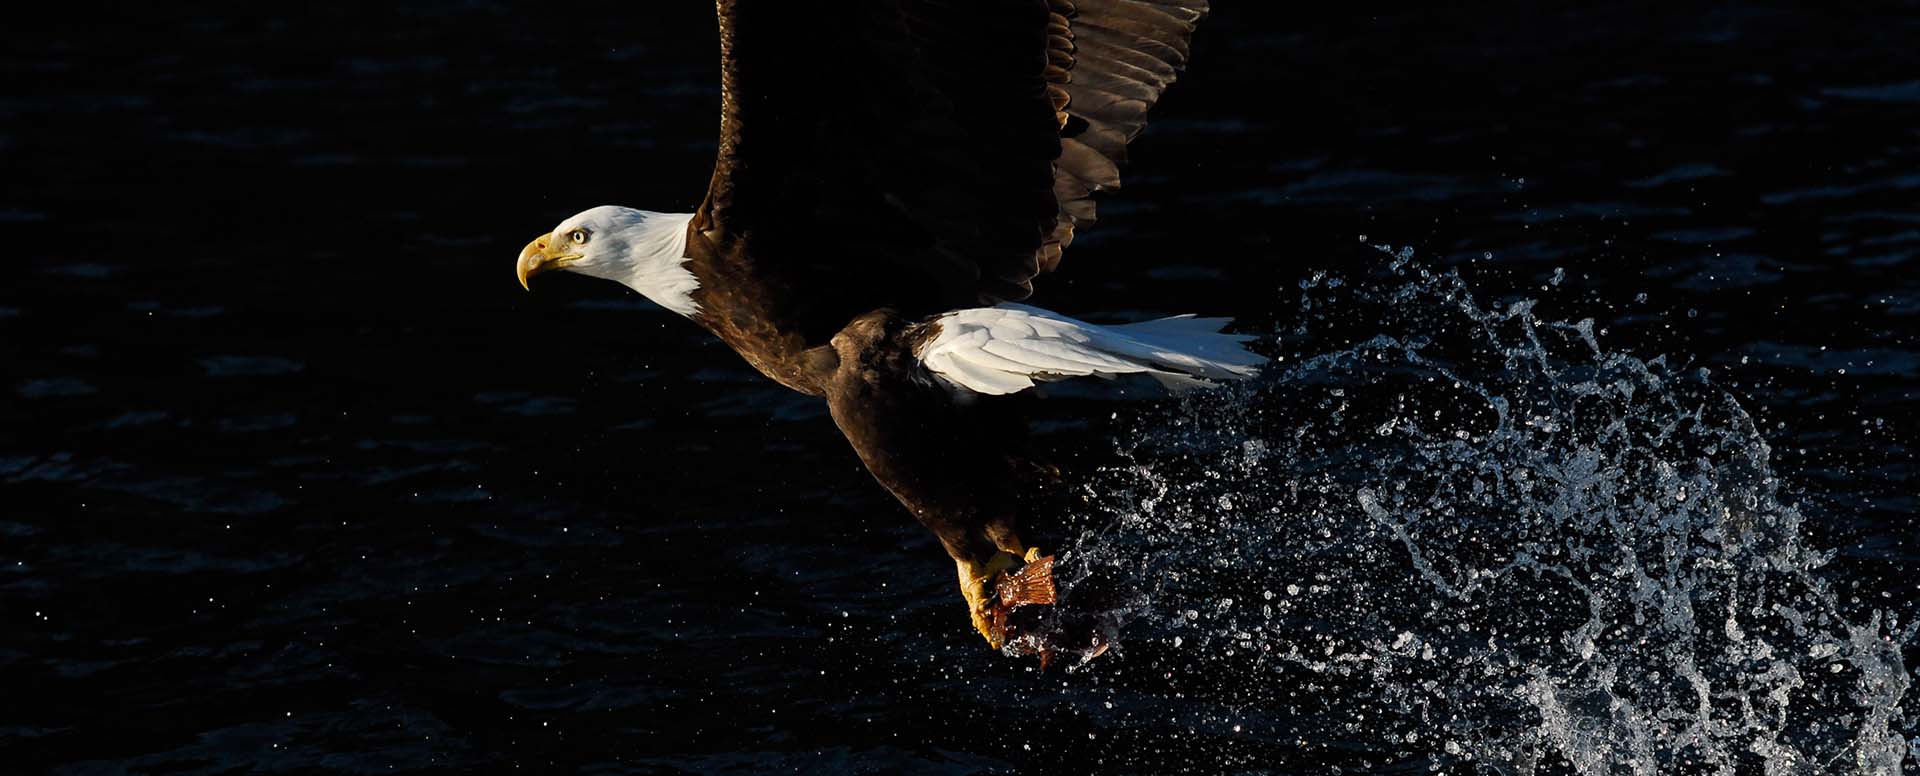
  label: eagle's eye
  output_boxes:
[569,229,590,245]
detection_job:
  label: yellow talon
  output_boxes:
[958,551,1023,648]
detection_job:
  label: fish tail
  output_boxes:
[995,554,1057,609]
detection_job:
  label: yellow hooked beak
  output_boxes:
[516,232,581,290]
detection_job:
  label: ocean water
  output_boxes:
[3,2,1917,773]
[1027,257,1914,772]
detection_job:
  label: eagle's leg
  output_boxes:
[823,311,1059,651]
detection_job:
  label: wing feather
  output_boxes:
[1036,0,1208,275]
[699,0,1210,344]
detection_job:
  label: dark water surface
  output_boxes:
[4,2,1918,773]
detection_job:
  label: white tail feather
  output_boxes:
[916,304,1265,397]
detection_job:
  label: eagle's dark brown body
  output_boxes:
[684,221,1032,580]
[681,217,1056,644]
[822,309,1031,565]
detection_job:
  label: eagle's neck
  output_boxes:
[578,209,699,317]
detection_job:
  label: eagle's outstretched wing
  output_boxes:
[1037,0,1209,276]
[698,0,1207,336]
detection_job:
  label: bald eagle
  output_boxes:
[516,0,1257,655]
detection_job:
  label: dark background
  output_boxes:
[3,1,1917,773]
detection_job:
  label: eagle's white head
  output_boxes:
[516,206,700,317]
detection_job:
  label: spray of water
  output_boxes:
[1022,252,1916,773]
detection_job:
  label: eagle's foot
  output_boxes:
[958,549,1057,650]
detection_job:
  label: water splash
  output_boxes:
[1027,255,1916,773]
